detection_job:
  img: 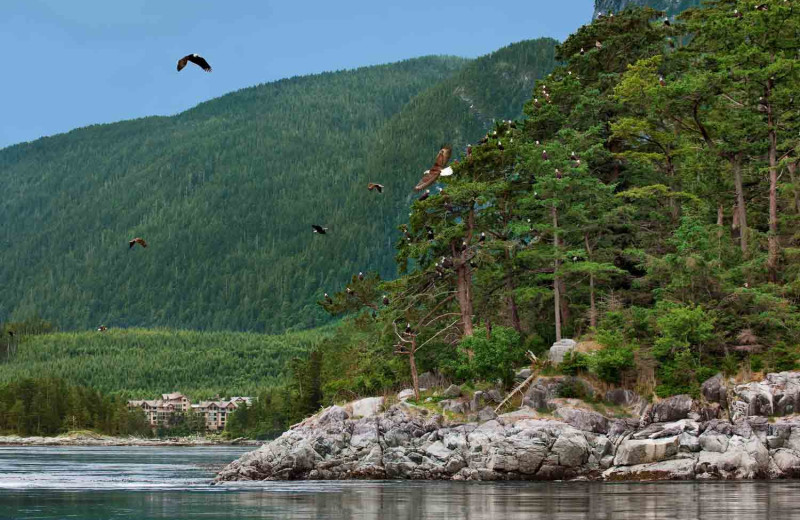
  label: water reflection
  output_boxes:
[1,447,799,519]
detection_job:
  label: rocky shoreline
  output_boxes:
[216,372,800,482]
[0,433,263,447]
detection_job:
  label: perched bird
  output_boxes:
[382,295,390,305]
[312,225,328,234]
[177,54,212,72]
[497,141,505,151]
[324,293,333,304]
[479,135,489,145]
[535,140,541,146]
[7,331,14,338]
[367,183,384,193]
[426,226,435,240]
[595,40,603,50]
[663,17,671,26]
[542,150,549,161]
[461,240,468,252]
[580,47,585,56]
[555,168,563,180]
[414,146,452,191]
[533,98,541,108]
[442,257,454,269]
[97,325,108,332]
[418,189,431,202]
[129,237,148,249]
[659,75,666,87]
[479,232,486,243]
[346,287,354,295]
[755,4,768,10]
[509,121,517,129]
[358,272,364,281]
[733,9,743,18]
[570,151,579,161]
[467,144,472,160]
[405,323,413,335]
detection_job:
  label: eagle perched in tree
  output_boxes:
[414,146,452,191]
[177,54,212,72]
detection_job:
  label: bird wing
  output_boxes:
[414,170,439,191]
[177,57,188,71]
[187,55,212,72]
[433,147,452,170]
[137,238,148,248]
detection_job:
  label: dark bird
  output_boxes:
[755,4,768,10]
[467,144,472,159]
[479,135,489,145]
[8,331,15,338]
[580,47,585,56]
[177,54,212,72]
[497,141,505,151]
[426,226,435,240]
[479,232,486,243]
[346,287,354,295]
[556,168,563,180]
[405,323,413,335]
[358,272,364,281]
[663,17,671,26]
[542,150,549,161]
[442,257,454,269]
[659,75,666,87]
[733,9,743,18]
[509,121,517,129]
[570,151,579,161]
[324,293,333,304]
[533,98,541,108]
[97,325,108,332]
[367,183,384,193]
[312,225,328,234]
[461,240,468,252]
[382,295,390,306]
[129,237,148,249]
[418,189,431,202]
[414,146,452,191]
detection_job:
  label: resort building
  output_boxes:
[127,393,252,431]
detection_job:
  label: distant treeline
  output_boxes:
[0,378,151,437]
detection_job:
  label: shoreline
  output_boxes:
[0,434,264,448]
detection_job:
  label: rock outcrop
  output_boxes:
[216,372,800,483]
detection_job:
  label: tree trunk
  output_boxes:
[767,82,779,283]
[584,234,597,330]
[732,153,748,255]
[552,206,562,342]
[409,342,420,401]
[504,250,522,333]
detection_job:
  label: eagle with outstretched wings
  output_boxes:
[414,146,452,191]
[129,237,148,249]
[177,54,212,72]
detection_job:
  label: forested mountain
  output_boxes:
[594,0,701,18]
[0,39,557,333]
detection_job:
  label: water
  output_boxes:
[1,446,800,519]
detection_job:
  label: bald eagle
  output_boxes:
[414,146,452,191]
[312,225,328,234]
[177,54,212,72]
[129,237,148,249]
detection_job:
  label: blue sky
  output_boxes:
[0,0,595,149]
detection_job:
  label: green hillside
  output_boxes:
[594,0,701,18]
[0,40,557,334]
[0,327,331,397]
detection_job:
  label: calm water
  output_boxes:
[1,446,799,519]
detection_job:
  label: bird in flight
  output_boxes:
[312,225,328,234]
[97,326,108,332]
[368,183,384,193]
[177,54,212,72]
[129,237,148,249]
[414,146,453,191]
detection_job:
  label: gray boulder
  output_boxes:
[650,395,693,423]
[701,374,728,409]
[443,385,462,398]
[554,407,609,434]
[549,339,577,364]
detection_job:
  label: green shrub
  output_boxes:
[455,326,524,387]
[591,344,635,384]
[560,351,590,376]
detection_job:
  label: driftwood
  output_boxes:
[494,351,539,414]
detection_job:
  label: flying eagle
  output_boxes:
[177,54,212,72]
[129,237,147,249]
[414,146,452,191]
[312,225,328,234]
[367,183,384,193]
[97,326,108,332]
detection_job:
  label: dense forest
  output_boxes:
[0,377,151,437]
[0,324,330,397]
[0,40,557,333]
[271,0,800,425]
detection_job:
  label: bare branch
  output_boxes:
[417,319,462,351]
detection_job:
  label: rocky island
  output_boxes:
[216,371,800,482]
